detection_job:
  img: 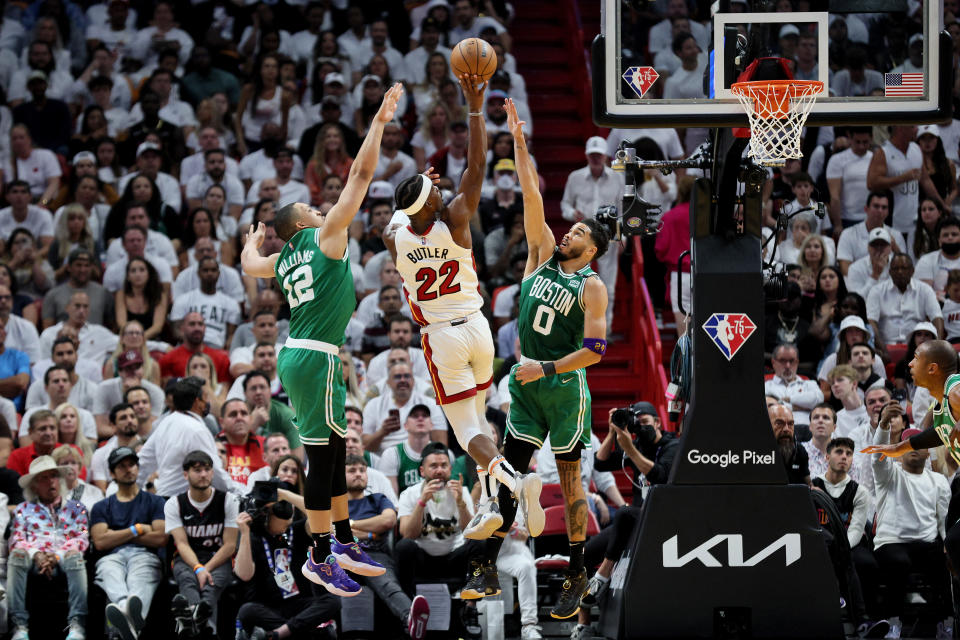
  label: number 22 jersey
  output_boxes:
[394,220,481,325]
[274,228,355,345]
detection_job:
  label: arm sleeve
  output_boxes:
[909,425,945,451]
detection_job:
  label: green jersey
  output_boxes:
[274,228,354,345]
[517,255,596,361]
[394,443,423,495]
[932,374,960,464]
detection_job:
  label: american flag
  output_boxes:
[884,73,924,97]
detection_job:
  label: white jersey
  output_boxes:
[394,220,482,325]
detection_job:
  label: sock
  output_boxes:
[311,532,331,561]
[486,474,499,504]
[476,467,489,504]
[487,455,518,493]
[570,541,585,572]
[485,533,505,564]
[333,518,353,543]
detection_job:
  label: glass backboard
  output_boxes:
[593,0,950,128]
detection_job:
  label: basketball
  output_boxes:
[449,37,498,83]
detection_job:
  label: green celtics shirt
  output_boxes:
[517,254,596,361]
[932,373,960,464]
[274,228,355,345]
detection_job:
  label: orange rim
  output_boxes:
[730,80,825,118]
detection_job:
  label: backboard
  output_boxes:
[593,0,951,128]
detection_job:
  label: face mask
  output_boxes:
[495,175,515,190]
[942,242,960,255]
[635,423,658,448]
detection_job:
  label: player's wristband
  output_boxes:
[541,361,557,377]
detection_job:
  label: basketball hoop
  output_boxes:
[730,80,824,167]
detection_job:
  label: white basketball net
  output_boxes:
[731,80,824,167]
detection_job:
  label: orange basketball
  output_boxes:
[450,37,498,83]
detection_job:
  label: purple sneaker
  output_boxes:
[302,553,362,597]
[332,538,386,576]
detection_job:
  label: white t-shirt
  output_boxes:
[185,173,245,206]
[825,148,874,222]
[914,250,960,298]
[943,298,960,341]
[361,392,445,455]
[2,149,62,198]
[373,150,417,189]
[20,405,97,440]
[102,254,173,292]
[169,289,242,349]
[397,479,473,556]
[105,230,177,269]
[173,264,245,304]
[836,223,906,264]
[116,171,182,212]
[880,140,923,234]
[0,205,53,241]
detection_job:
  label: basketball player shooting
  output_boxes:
[241,83,404,598]
[476,98,610,619]
[384,74,544,548]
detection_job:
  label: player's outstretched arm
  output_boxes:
[241,222,279,278]
[321,83,404,239]
[446,74,486,231]
[514,277,608,385]
[507,98,552,275]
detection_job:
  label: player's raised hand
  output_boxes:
[457,73,485,110]
[375,83,405,124]
[423,165,441,186]
[505,98,525,140]
[244,222,266,250]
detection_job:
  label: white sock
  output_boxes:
[477,466,490,505]
[488,455,518,493]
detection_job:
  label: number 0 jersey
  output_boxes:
[518,254,596,362]
[274,227,355,345]
[395,220,481,325]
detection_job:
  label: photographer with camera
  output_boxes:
[573,401,678,639]
[234,482,339,640]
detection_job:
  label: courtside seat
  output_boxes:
[539,483,564,508]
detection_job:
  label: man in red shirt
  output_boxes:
[216,398,265,485]
[8,410,83,477]
[159,312,231,383]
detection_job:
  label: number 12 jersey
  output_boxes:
[394,220,481,325]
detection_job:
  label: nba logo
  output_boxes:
[702,313,756,361]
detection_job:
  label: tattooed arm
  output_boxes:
[556,458,589,543]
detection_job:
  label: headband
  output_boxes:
[400,174,432,216]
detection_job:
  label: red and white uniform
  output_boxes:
[394,220,493,404]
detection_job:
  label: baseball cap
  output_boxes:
[67,248,94,264]
[136,141,161,157]
[630,401,659,417]
[27,70,47,84]
[368,180,394,200]
[408,403,432,416]
[324,72,345,86]
[108,446,138,471]
[118,349,144,370]
[72,151,96,166]
[868,227,892,245]
[901,427,922,442]
[494,158,516,172]
[487,89,508,101]
[585,136,607,156]
[909,33,923,46]
[917,124,939,139]
[420,441,448,460]
[839,315,867,334]
[360,74,382,87]
[779,24,800,38]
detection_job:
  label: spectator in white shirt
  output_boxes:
[104,204,178,270]
[867,125,924,235]
[837,192,905,275]
[0,283,40,363]
[561,136,625,327]
[377,404,435,496]
[85,0,137,62]
[362,362,446,455]
[365,316,427,385]
[125,69,197,134]
[116,142,183,213]
[180,126,240,187]
[845,228,892,298]
[350,19,408,85]
[372,120,417,189]
[448,0,510,48]
[826,126,875,234]
[647,0,709,55]
[246,149,309,208]
[169,258,241,350]
[243,432,291,492]
[89,402,140,492]
[92,350,166,435]
[102,226,174,293]
[765,343,824,428]
[3,127,61,206]
[25,336,96,412]
[228,310,281,379]
[828,365,870,449]
[7,41,73,106]
[870,418,952,638]
[802,404,837,478]
[0,179,53,253]
[173,237,244,304]
[38,291,117,367]
[137,377,235,497]
[404,18,451,86]
[129,0,194,68]
[867,253,944,354]
[20,365,97,445]
[914,217,960,302]
[184,149,244,219]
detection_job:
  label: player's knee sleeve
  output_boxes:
[441,397,485,449]
[304,443,335,511]
[329,433,347,497]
